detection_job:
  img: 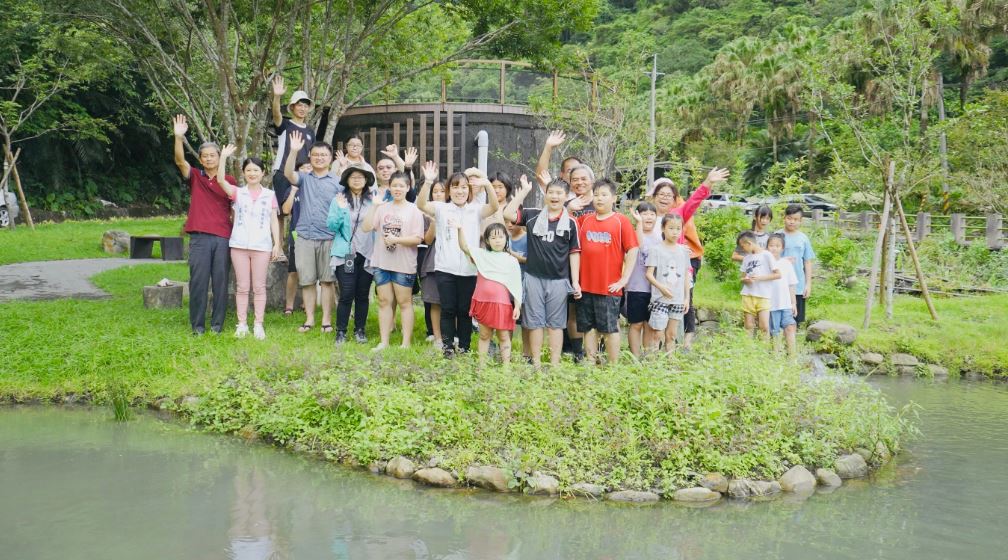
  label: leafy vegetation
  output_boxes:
[188,335,912,491]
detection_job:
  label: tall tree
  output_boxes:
[66,0,598,163]
[0,0,123,226]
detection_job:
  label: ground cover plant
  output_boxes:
[187,335,913,492]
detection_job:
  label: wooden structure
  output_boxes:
[318,60,596,180]
[807,209,1005,250]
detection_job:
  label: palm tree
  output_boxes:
[703,37,766,144]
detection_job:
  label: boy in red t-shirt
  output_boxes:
[576,179,639,365]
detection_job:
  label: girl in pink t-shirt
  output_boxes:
[363,172,425,351]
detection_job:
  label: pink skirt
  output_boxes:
[470,274,515,331]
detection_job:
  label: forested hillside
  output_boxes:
[561,0,1008,214]
[4,0,1008,216]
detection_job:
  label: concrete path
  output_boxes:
[0,258,179,302]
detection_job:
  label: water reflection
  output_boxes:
[1,377,1006,560]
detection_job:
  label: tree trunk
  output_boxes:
[879,219,891,306]
[806,112,817,181]
[885,206,896,319]
[937,73,950,197]
[863,160,895,330]
[894,194,938,321]
[3,139,33,230]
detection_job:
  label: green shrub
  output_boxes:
[695,207,751,281]
[187,335,913,491]
[914,234,1008,290]
[810,228,862,285]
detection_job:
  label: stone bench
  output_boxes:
[130,235,184,260]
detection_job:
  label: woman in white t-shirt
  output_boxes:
[416,162,499,357]
[216,147,283,340]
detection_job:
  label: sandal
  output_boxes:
[321,324,334,334]
[298,324,313,333]
[284,308,294,316]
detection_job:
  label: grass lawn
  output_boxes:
[693,273,1008,377]
[0,216,186,264]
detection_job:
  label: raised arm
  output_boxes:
[415,161,438,217]
[503,175,533,222]
[215,144,238,199]
[271,75,285,128]
[326,193,349,234]
[474,172,499,219]
[632,207,645,240]
[381,144,406,173]
[535,130,565,188]
[361,196,385,233]
[678,167,730,222]
[330,150,350,176]
[283,130,305,186]
[172,115,191,179]
[456,224,473,262]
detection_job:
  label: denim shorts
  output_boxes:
[373,268,416,288]
[770,309,796,336]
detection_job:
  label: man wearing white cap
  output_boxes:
[271,76,315,209]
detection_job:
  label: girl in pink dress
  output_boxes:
[456,222,523,364]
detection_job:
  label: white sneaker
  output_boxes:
[234,324,249,338]
[253,324,266,340]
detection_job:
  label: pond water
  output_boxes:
[2,377,1005,560]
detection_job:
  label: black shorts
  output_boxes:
[624,291,651,324]
[575,293,622,334]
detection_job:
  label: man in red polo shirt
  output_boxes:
[172,115,235,335]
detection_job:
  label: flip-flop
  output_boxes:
[284,308,294,316]
[321,324,334,334]
[298,324,313,333]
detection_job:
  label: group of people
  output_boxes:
[174,77,813,364]
[732,203,816,355]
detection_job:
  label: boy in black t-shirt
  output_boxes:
[271,75,316,221]
[504,175,581,366]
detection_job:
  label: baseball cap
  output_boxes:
[288,90,313,108]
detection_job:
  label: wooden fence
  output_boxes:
[808,210,1005,250]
